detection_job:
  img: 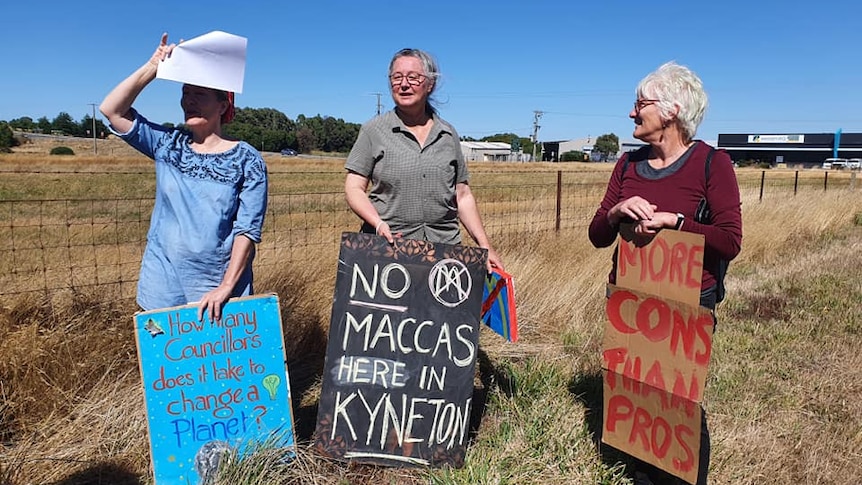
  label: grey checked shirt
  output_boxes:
[345,110,469,244]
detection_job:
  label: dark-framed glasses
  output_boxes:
[389,72,426,86]
[634,99,660,113]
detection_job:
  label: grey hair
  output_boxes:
[637,61,707,141]
[389,48,440,115]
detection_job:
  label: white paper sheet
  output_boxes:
[156,31,247,93]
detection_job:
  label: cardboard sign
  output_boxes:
[134,294,295,485]
[605,226,712,482]
[616,225,705,308]
[602,370,701,484]
[602,285,713,402]
[481,268,518,342]
[314,233,487,467]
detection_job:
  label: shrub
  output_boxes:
[560,150,586,162]
[50,146,75,156]
[0,122,14,152]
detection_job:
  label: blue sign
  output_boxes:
[834,128,842,158]
[134,294,295,484]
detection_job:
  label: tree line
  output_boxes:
[3,110,620,159]
[1,108,363,155]
[5,113,109,140]
[224,109,361,154]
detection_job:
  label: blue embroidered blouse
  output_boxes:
[110,111,268,310]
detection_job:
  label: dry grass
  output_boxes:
[1,150,861,484]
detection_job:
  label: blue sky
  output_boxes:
[2,0,859,143]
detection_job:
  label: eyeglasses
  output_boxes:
[633,99,660,113]
[389,72,426,86]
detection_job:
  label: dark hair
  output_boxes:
[215,90,235,124]
[389,48,439,116]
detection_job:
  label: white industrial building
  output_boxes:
[460,141,515,161]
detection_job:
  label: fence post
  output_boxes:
[759,171,765,201]
[851,172,857,191]
[824,172,828,192]
[555,171,562,232]
[794,171,799,196]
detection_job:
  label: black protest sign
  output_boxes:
[315,233,487,467]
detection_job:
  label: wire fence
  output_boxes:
[0,169,858,303]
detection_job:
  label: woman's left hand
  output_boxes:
[633,211,677,235]
[486,247,504,273]
[197,285,233,322]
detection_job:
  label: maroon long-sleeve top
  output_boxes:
[588,141,743,291]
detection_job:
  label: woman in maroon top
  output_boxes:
[588,62,742,485]
[589,61,742,310]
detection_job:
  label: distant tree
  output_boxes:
[226,107,296,152]
[9,117,36,132]
[319,115,360,153]
[0,122,14,152]
[480,132,532,156]
[52,112,78,136]
[37,116,51,134]
[593,133,620,162]
[296,126,317,154]
[296,114,324,151]
[79,115,108,139]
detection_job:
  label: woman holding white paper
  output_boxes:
[100,33,267,322]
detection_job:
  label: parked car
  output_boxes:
[847,158,862,170]
[822,158,847,170]
[280,148,298,156]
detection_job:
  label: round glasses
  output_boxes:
[389,72,426,86]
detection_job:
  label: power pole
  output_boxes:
[88,103,98,155]
[373,93,383,115]
[531,110,543,162]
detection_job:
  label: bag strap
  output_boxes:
[704,142,715,181]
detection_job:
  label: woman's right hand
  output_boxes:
[148,33,176,69]
[375,220,395,244]
[609,196,658,225]
[99,32,176,134]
